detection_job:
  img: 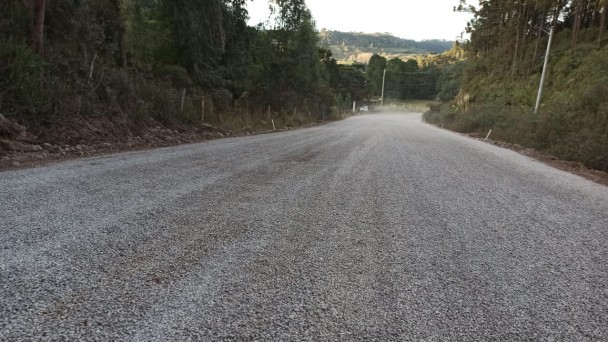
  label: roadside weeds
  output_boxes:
[428,122,608,187]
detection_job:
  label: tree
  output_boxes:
[321,48,368,105]
[111,0,127,68]
[20,0,46,54]
[160,0,226,86]
[247,0,330,113]
[599,0,607,47]
[367,54,386,97]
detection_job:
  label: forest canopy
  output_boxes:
[0,0,461,134]
[424,0,608,171]
[2,0,606,171]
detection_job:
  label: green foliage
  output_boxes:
[133,75,198,125]
[153,65,193,89]
[384,58,421,100]
[161,0,223,62]
[436,62,463,102]
[124,0,173,70]
[538,47,608,170]
[0,0,29,38]
[425,0,608,171]
[322,52,367,105]
[429,32,607,169]
[363,45,464,103]
[0,38,52,116]
[367,54,386,96]
[0,0,376,142]
[245,1,334,116]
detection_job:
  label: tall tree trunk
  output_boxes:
[532,17,544,74]
[112,0,128,69]
[31,0,46,54]
[572,0,583,51]
[117,26,127,69]
[600,1,607,47]
[511,0,529,78]
[591,0,599,26]
[512,26,520,77]
[519,3,529,75]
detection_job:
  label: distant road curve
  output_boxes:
[1,113,607,341]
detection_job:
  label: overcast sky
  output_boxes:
[246,0,473,41]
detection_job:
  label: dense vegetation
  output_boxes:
[365,44,466,101]
[0,0,368,142]
[425,0,608,171]
[4,1,604,172]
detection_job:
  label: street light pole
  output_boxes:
[380,68,386,109]
[534,22,556,115]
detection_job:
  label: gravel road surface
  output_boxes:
[2,113,608,341]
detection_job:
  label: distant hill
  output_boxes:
[319,30,454,63]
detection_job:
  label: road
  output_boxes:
[1,113,607,341]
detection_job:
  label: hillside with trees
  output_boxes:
[425,0,608,172]
[319,30,454,62]
[0,0,369,156]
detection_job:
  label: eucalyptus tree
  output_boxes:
[249,0,330,113]
[367,54,387,97]
[159,0,226,87]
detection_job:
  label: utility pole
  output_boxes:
[534,21,556,115]
[380,68,386,109]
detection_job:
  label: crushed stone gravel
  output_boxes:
[1,113,608,341]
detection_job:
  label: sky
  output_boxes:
[246,0,473,41]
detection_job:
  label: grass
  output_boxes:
[383,100,439,113]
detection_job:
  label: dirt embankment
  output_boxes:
[0,114,325,172]
[0,114,246,171]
